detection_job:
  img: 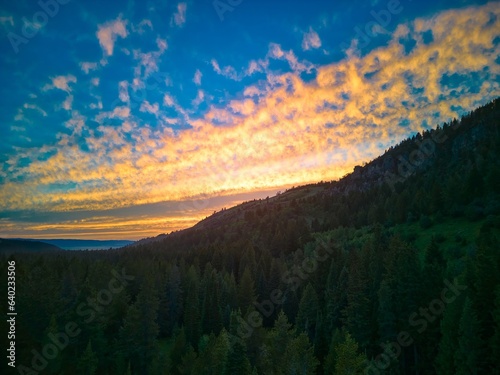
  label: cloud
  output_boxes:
[42,75,77,93]
[210,59,239,80]
[192,90,205,106]
[62,95,73,111]
[268,43,315,73]
[140,101,160,115]
[210,58,267,81]
[246,59,268,75]
[1,3,499,218]
[118,81,129,103]
[22,103,48,117]
[302,27,322,50]
[193,69,202,85]
[133,19,153,34]
[80,62,99,74]
[163,94,175,106]
[171,3,187,27]
[157,37,168,52]
[96,16,128,56]
[110,106,130,119]
[131,37,168,88]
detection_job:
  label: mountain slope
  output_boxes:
[132,98,500,254]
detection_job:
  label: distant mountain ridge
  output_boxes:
[0,238,62,253]
[10,238,134,250]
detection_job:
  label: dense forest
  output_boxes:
[2,98,500,374]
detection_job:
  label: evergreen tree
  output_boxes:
[170,327,188,375]
[454,297,483,375]
[225,340,252,375]
[119,277,159,374]
[296,283,319,341]
[333,332,368,375]
[435,293,464,375]
[491,286,500,375]
[184,266,202,347]
[78,340,98,375]
[238,267,257,313]
[284,332,319,375]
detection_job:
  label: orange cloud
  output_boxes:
[1,2,499,222]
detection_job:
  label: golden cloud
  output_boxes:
[1,2,499,218]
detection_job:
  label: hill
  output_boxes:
[0,238,62,253]
[133,98,500,255]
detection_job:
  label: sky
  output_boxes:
[0,0,499,240]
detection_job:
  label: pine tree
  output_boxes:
[342,250,371,349]
[491,286,500,375]
[78,340,98,375]
[454,297,483,375]
[296,283,319,341]
[261,311,295,374]
[159,264,183,337]
[435,293,464,375]
[211,328,230,374]
[184,266,201,347]
[377,279,397,343]
[238,267,257,313]
[170,327,187,375]
[324,328,345,374]
[178,345,198,374]
[202,270,223,334]
[325,262,348,334]
[333,331,368,375]
[284,332,319,374]
[119,276,159,374]
[225,340,252,375]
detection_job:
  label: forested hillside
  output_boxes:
[2,99,500,374]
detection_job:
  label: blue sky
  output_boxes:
[0,0,498,239]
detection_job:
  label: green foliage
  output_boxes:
[78,341,98,375]
[296,283,319,341]
[454,297,483,375]
[4,99,500,375]
[332,331,367,375]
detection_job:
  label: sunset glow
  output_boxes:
[1,0,499,239]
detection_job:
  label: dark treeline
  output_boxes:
[2,99,500,374]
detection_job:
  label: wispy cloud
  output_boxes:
[140,100,160,115]
[96,16,128,56]
[133,19,153,34]
[42,75,77,93]
[80,62,99,74]
[302,27,322,50]
[193,69,202,85]
[171,3,187,27]
[269,43,315,73]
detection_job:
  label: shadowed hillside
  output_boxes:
[0,238,62,253]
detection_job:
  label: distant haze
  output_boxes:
[17,239,134,251]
